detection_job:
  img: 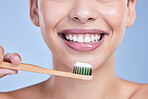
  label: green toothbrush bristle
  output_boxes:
[73,62,92,76]
[73,67,92,76]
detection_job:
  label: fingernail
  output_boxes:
[11,56,20,65]
[15,56,20,62]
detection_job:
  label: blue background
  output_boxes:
[0,0,148,92]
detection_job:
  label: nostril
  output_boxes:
[88,18,95,21]
[73,17,80,21]
[72,16,95,23]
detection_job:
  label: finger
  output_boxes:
[4,53,21,65]
[0,45,4,64]
[0,68,18,77]
[0,74,7,78]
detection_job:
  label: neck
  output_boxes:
[47,53,120,99]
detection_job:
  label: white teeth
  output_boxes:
[69,35,73,40]
[97,35,101,40]
[84,35,90,43]
[95,35,98,41]
[90,35,94,42]
[78,35,83,43]
[66,35,69,40]
[64,34,102,43]
[73,35,78,42]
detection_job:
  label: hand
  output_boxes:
[0,45,21,78]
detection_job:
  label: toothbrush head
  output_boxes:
[73,62,92,76]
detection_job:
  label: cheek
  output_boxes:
[92,2,128,67]
[100,3,127,31]
[100,2,128,48]
[39,2,69,51]
[40,3,65,32]
[37,1,129,69]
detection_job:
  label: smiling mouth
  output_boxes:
[58,29,108,51]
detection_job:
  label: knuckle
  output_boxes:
[4,53,11,56]
[4,53,10,58]
[3,53,11,62]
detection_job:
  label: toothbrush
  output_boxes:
[0,62,93,80]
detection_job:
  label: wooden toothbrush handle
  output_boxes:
[0,62,93,80]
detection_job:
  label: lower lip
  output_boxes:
[60,34,107,51]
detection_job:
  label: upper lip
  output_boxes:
[58,28,108,35]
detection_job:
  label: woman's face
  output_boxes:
[30,0,135,70]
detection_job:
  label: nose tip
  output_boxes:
[68,2,98,24]
[72,16,96,24]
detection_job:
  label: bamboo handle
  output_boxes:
[0,62,93,80]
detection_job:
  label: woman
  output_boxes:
[0,0,147,98]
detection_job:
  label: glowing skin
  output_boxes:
[1,0,148,99]
[36,0,128,71]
